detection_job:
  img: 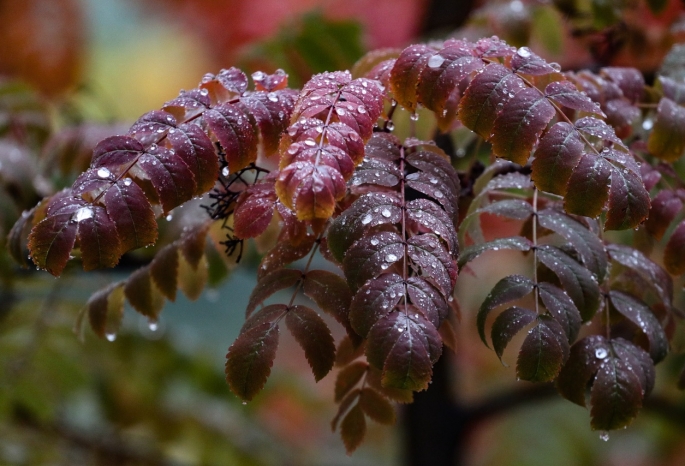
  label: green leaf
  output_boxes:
[285,305,336,381]
[477,275,535,346]
[359,388,396,425]
[516,315,569,382]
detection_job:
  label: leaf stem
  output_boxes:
[532,187,539,315]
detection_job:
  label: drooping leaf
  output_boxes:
[366,311,442,391]
[458,63,526,139]
[477,275,534,346]
[608,244,673,307]
[645,190,682,240]
[458,236,532,269]
[245,268,302,317]
[491,306,537,360]
[537,208,608,280]
[359,388,396,425]
[102,179,158,252]
[27,196,80,276]
[406,199,459,255]
[406,276,450,329]
[340,404,366,454]
[609,290,668,362]
[407,234,457,296]
[537,245,601,321]
[537,282,582,342]
[590,351,643,431]
[557,335,610,406]
[664,220,685,275]
[124,266,165,321]
[225,322,280,402]
[233,181,277,239]
[605,166,650,230]
[563,154,612,219]
[239,89,297,156]
[517,315,569,382]
[258,235,316,279]
[285,305,336,381]
[531,122,584,195]
[544,81,605,116]
[150,243,179,301]
[86,282,125,340]
[350,273,405,337]
[335,361,368,402]
[343,231,405,291]
[177,253,208,301]
[648,98,685,162]
[303,270,354,336]
[405,150,461,220]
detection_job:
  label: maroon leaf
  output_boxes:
[335,361,368,402]
[86,282,125,340]
[459,236,532,269]
[564,154,611,219]
[490,88,556,165]
[517,315,569,382]
[91,135,144,169]
[150,243,179,301]
[303,270,354,336]
[389,44,436,112]
[531,121,584,195]
[340,404,366,454]
[478,275,535,346]
[645,190,682,240]
[574,117,627,150]
[225,321,280,402]
[406,277,450,330]
[458,63,526,139]
[511,47,559,76]
[204,103,258,173]
[78,205,122,270]
[275,161,346,221]
[406,199,458,255]
[407,234,457,295]
[609,290,668,362]
[216,67,249,95]
[285,305,336,381]
[611,338,655,397]
[134,145,196,213]
[601,67,644,103]
[167,123,219,194]
[658,76,685,105]
[128,110,177,146]
[343,231,405,291]
[590,351,643,431]
[241,304,288,333]
[537,282,582,342]
[350,273,405,338]
[163,89,211,120]
[239,89,297,155]
[359,388,396,425]
[28,196,80,276]
[537,245,601,321]
[258,235,316,279]
[252,69,288,92]
[544,81,605,116]
[648,98,685,162]
[608,244,673,306]
[605,165,650,230]
[245,268,302,317]
[557,335,610,406]
[233,182,277,239]
[366,311,442,391]
[418,55,483,116]
[604,99,640,129]
[103,179,158,252]
[351,155,402,188]
[664,220,685,275]
[491,306,537,360]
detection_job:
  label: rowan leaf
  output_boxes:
[239,89,297,155]
[225,322,280,402]
[150,243,179,301]
[611,338,655,397]
[78,204,122,271]
[285,305,335,381]
[366,312,442,391]
[233,181,277,239]
[605,166,650,231]
[335,361,368,402]
[557,335,610,406]
[343,231,405,291]
[544,81,605,116]
[389,44,436,112]
[303,270,354,336]
[407,234,457,296]
[511,47,559,76]
[86,282,125,340]
[480,275,537,349]
[245,268,302,317]
[166,123,219,194]
[458,63,526,139]
[418,54,483,117]
[645,190,682,240]
[590,351,643,431]
[664,220,685,275]
[406,199,458,255]
[574,117,627,150]
[531,122,584,195]
[27,196,80,276]
[608,244,673,307]
[564,154,611,219]
[609,290,668,362]
[458,236,532,269]
[406,276,450,329]
[177,253,208,301]
[350,273,405,338]
[258,235,316,279]
[102,179,158,252]
[537,245,601,321]
[359,388,396,425]
[124,266,165,321]
[517,315,569,382]
[648,98,685,162]
[537,282,582,342]
[275,161,346,221]
[204,103,258,173]
[91,135,144,168]
[340,404,366,454]
[491,306,537,360]
[601,67,644,103]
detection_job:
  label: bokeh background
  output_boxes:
[1,0,685,464]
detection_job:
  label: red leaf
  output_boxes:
[389,44,436,112]
[91,135,144,169]
[511,47,559,76]
[225,322,280,402]
[103,179,158,252]
[477,275,535,346]
[601,67,644,103]
[128,110,177,147]
[532,122,584,195]
[167,123,219,195]
[544,81,605,116]
[350,273,406,337]
[233,182,277,239]
[407,233,457,295]
[335,361,368,402]
[557,335,610,406]
[240,89,297,155]
[359,388,396,425]
[645,190,682,240]
[28,196,80,276]
[285,305,336,381]
[275,162,346,221]
[258,235,316,279]
[491,306,537,360]
[77,204,122,270]
[665,220,685,275]
[564,154,611,219]
[252,69,288,92]
[204,103,258,173]
[150,243,179,301]
[590,352,643,431]
[340,404,366,454]
[516,315,569,382]
[124,266,164,321]
[574,117,627,150]
[605,165,650,230]
[302,270,354,336]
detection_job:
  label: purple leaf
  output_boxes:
[167,123,219,195]
[103,179,158,252]
[407,233,457,296]
[590,350,643,431]
[609,290,668,362]
[335,361,368,402]
[204,103,258,173]
[389,44,436,112]
[245,268,302,317]
[303,270,354,338]
[531,122,584,195]
[233,181,277,239]
[664,220,685,275]
[537,282,582,342]
[343,231,405,291]
[645,190,682,240]
[557,335,610,406]
[350,273,405,338]
[511,47,559,76]
[544,81,605,116]
[605,165,650,230]
[406,199,458,255]
[601,67,644,103]
[477,275,535,346]
[564,153,612,219]
[491,306,537,360]
[575,117,627,150]
[459,236,532,269]
[608,244,673,307]
[517,315,569,382]
[285,305,336,381]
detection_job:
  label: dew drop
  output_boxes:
[75,207,93,222]
[386,253,398,262]
[642,119,653,131]
[148,321,159,332]
[428,54,445,69]
[252,71,266,82]
[124,178,132,186]
[267,92,279,102]
[304,138,317,147]
[242,401,247,405]
[222,166,230,177]
[386,121,395,131]
[381,208,392,218]
[166,214,173,221]
[97,167,111,179]
[410,113,419,121]
[517,47,532,58]
[200,88,209,96]
[595,348,608,359]
[370,238,379,246]
[357,105,366,114]
[599,431,610,442]
[105,333,117,342]
[336,108,346,116]
[361,214,373,225]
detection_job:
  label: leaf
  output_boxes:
[590,352,643,431]
[406,199,458,255]
[557,335,610,406]
[517,315,569,382]
[275,161,346,221]
[332,388,361,431]
[607,244,673,307]
[178,253,208,301]
[204,103,258,173]
[563,154,611,219]
[658,76,685,105]
[27,196,80,276]
[605,166,650,231]
[574,117,627,150]
[124,266,165,321]
[491,306,537,360]
[537,209,608,280]
[601,67,644,103]
[167,123,219,194]
[664,220,685,275]
[103,179,158,252]
[407,234,457,296]
[389,44,436,112]
[511,47,559,76]
[365,367,414,403]
[366,312,442,391]
[531,122,584,195]
[609,291,668,362]
[77,205,122,271]
[350,273,405,338]
[405,150,461,221]
[285,305,336,381]
[86,282,125,340]
[225,322,280,401]
[327,192,404,263]
[303,270,354,336]
[340,404,366,454]
[406,277,450,329]
[258,235,316,279]
[335,361,368,402]
[418,55,483,118]
[645,190,682,240]
[359,388,396,425]
[233,182,277,239]
[245,268,302,317]
[477,275,534,346]
[163,89,210,120]
[150,243,179,301]
[335,336,365,367]
[91,135,145,168]
[648,98,685,162]
[240,89,297,155]
[544,81,605,116]
[611,338,655,397]
[343,231,405,291]
[537,245,601,321]
[490,88,556,165]
[458,63,526,139]
[537,282,582,342]
[458,236,532,269]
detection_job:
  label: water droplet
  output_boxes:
[97,167,111,179]
[304,139,317,147]
[124,178,132,186]
[200,88,209,96]
[252,71,265,82]
[166,214,173,221]
[510,0,524,12]
[336,108,346,116]
[370,238,379,246]
[75,207,93,222]
[428,54,445,68]
[595,348,608,359]
[642,119,653,131]
[434,191,443,199]
[410,113,419,121]
[517,47,532,58]
[267,92,279,102]
[357,105,366,114]
[222,167,230,177]
[105,333,117,342]
[148,321,158,331]
[386,253,398,262]
[386,121,395,131]
[242,401,247,405]
[381,209,392,218]
[599,431,610,441]
[361,214,372,225]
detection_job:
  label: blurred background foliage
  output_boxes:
[1,0,685,464]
